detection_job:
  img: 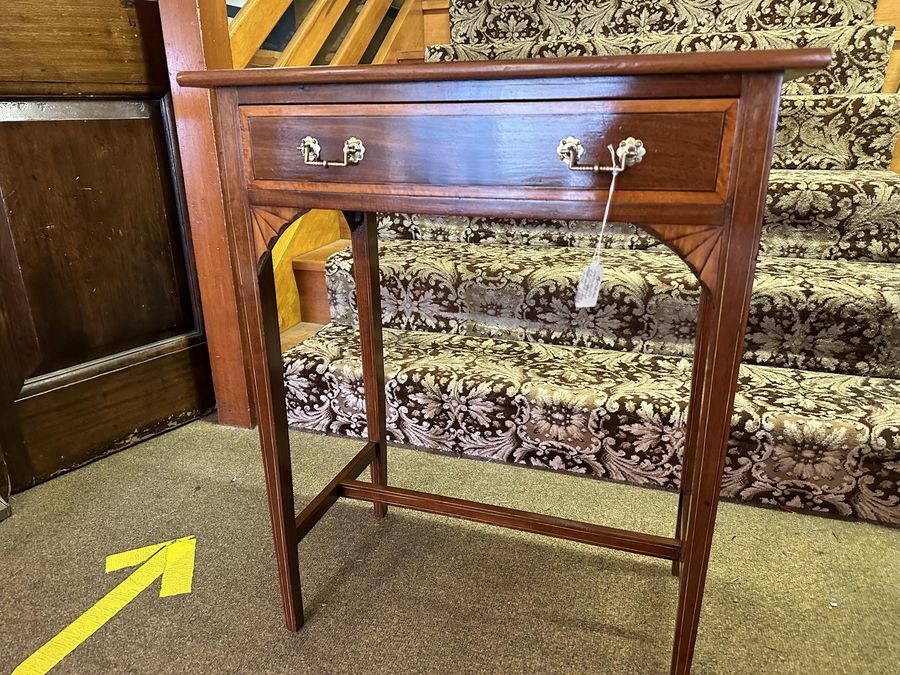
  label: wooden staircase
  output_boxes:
[276,0,899,346]
[292,238,350,323]
[218,1,451,341]
[226,0,442,69]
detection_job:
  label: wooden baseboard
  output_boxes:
[0,499,10,522]
[7,339,214,490]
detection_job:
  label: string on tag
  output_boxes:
[574,144,627,309]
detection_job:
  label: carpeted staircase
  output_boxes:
[283,0,900,526]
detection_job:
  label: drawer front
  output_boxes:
[241,100,736,197]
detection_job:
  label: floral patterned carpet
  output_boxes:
[283,0,900,526]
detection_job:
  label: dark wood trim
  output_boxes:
[8,341,215,488]
[178,49,831,88]
[0,174,40,492]
[346,211,389,518]
[0,192,40,405]
[340,480,681,560]
[157,0,256,427]
[19,333,205,398]
[296,442,377,539]
[159,94,206,330]
[0,406,15,518]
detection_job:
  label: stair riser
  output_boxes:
[776,95,900,171]
[450,0,877,44]
[379,171,900,262]
[428,24,896,96]
[283,324,900,526]
[326,245,900,378]
[763,172,900,261]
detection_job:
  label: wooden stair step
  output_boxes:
[280,321,325,352]
[293,239,351,323]
[292,239,351,272]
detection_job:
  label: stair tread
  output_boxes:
[293,239,351,271]
[774,94,900,172]
[324,239,900,378]
[426,23,897,96]
[341,236,900,269]
[769,168,900,179]
[283,322,900,525]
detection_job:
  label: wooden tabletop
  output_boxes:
[177,49,832,89]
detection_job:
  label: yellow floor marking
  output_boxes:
[13,536,196,675]
[104,540,172,573]
[160,537,197,597]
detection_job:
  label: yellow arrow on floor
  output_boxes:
[13,536,197,675]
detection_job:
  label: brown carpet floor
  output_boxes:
[1,418,898,674]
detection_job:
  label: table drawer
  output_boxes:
[240,100,736,197]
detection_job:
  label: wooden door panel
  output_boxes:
[0,97,214,487]
[12,337,213,482]
[0,1,215,492]
[0,100,196,375]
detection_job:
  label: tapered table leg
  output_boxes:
[672,290,713,577]
[213,88,305,631]
[671,291,742,673]
[254,260,305,629]
[346,211,388,518]
[670,72,782,673]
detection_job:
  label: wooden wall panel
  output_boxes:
[11,339,214,483]
[0,202,39,514]
[0,103,194,376]
[0,0,168,95]
[0,0,216,491]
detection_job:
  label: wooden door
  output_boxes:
[0,0,214,491]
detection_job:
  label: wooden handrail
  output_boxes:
[229,0,294,69]
[331,0,394,65]
[373,0,422,64]
[275,0,353,67]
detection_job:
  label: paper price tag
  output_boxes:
[575,260,604,308]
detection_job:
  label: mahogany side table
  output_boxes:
[179,49,830,674]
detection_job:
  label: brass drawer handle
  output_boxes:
[557,136,646,173]
[298,136,366,167]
